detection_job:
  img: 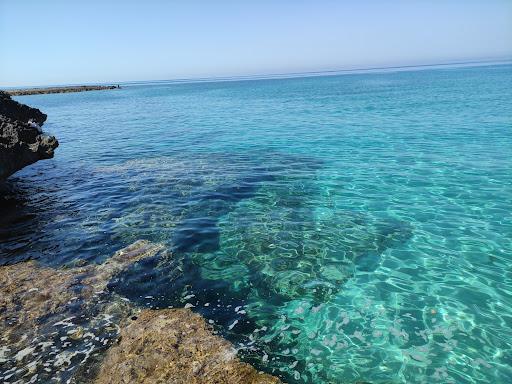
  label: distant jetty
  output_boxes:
[6,85,120,96]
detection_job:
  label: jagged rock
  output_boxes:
[0,91,47,124]
[93,308,281,384]
[0,90,58,180]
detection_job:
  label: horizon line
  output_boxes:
[121,58,512,86]
[3,58,512,90]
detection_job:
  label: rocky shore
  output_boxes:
[5,85,120,96]
[94,308,280,384]
[0,91,58,180]
[0,240,281,383]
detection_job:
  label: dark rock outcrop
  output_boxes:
[0,91,47,124]
[0,90,58,180]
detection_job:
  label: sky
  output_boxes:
[1,0,511,87]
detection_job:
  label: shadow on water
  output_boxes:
[0,151,317,266]
[0,178,67,265]
[0,166,121,267]
[171,168,279,253]
[111,153,413,384]
[2,150,411,383]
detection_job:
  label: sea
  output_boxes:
[1,63,511,383]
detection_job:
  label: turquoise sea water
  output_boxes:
[1,64,511,383]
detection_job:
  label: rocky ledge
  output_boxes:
[95,308,280,384]
[0,90,58,180]
[0,240,282,383]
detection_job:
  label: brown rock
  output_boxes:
[0,240,165,382]
[0,240,283,384]
[0,240,165,336]
[94,308,281,384]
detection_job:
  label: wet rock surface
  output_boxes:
[0,91,58,180]
[94,309,281,384]
[0,240,282,384]
[0,240,165,383]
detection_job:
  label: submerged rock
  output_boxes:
[0,241,165,377]
[0,240,166,382]
[0,240,164,331]
[0,90,58,180]
[94,308,281,384]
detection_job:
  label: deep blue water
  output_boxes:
[1,64,511,383]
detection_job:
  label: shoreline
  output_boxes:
[5,85,120,96]
[0,240,282,383]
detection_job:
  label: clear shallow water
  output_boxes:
[1,64,512,383]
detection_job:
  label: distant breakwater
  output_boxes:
[6,85,120,96]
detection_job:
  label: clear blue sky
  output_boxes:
[1,0,511,87]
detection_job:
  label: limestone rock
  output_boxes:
[0,240,164,334]
[94,308,281,384]
[0,240,283,383]
[0,240,165,382]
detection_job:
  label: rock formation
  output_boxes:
[0,240,282,383]
[0,240,166,383]
[0,90,58,180]
[94,309,281,384]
